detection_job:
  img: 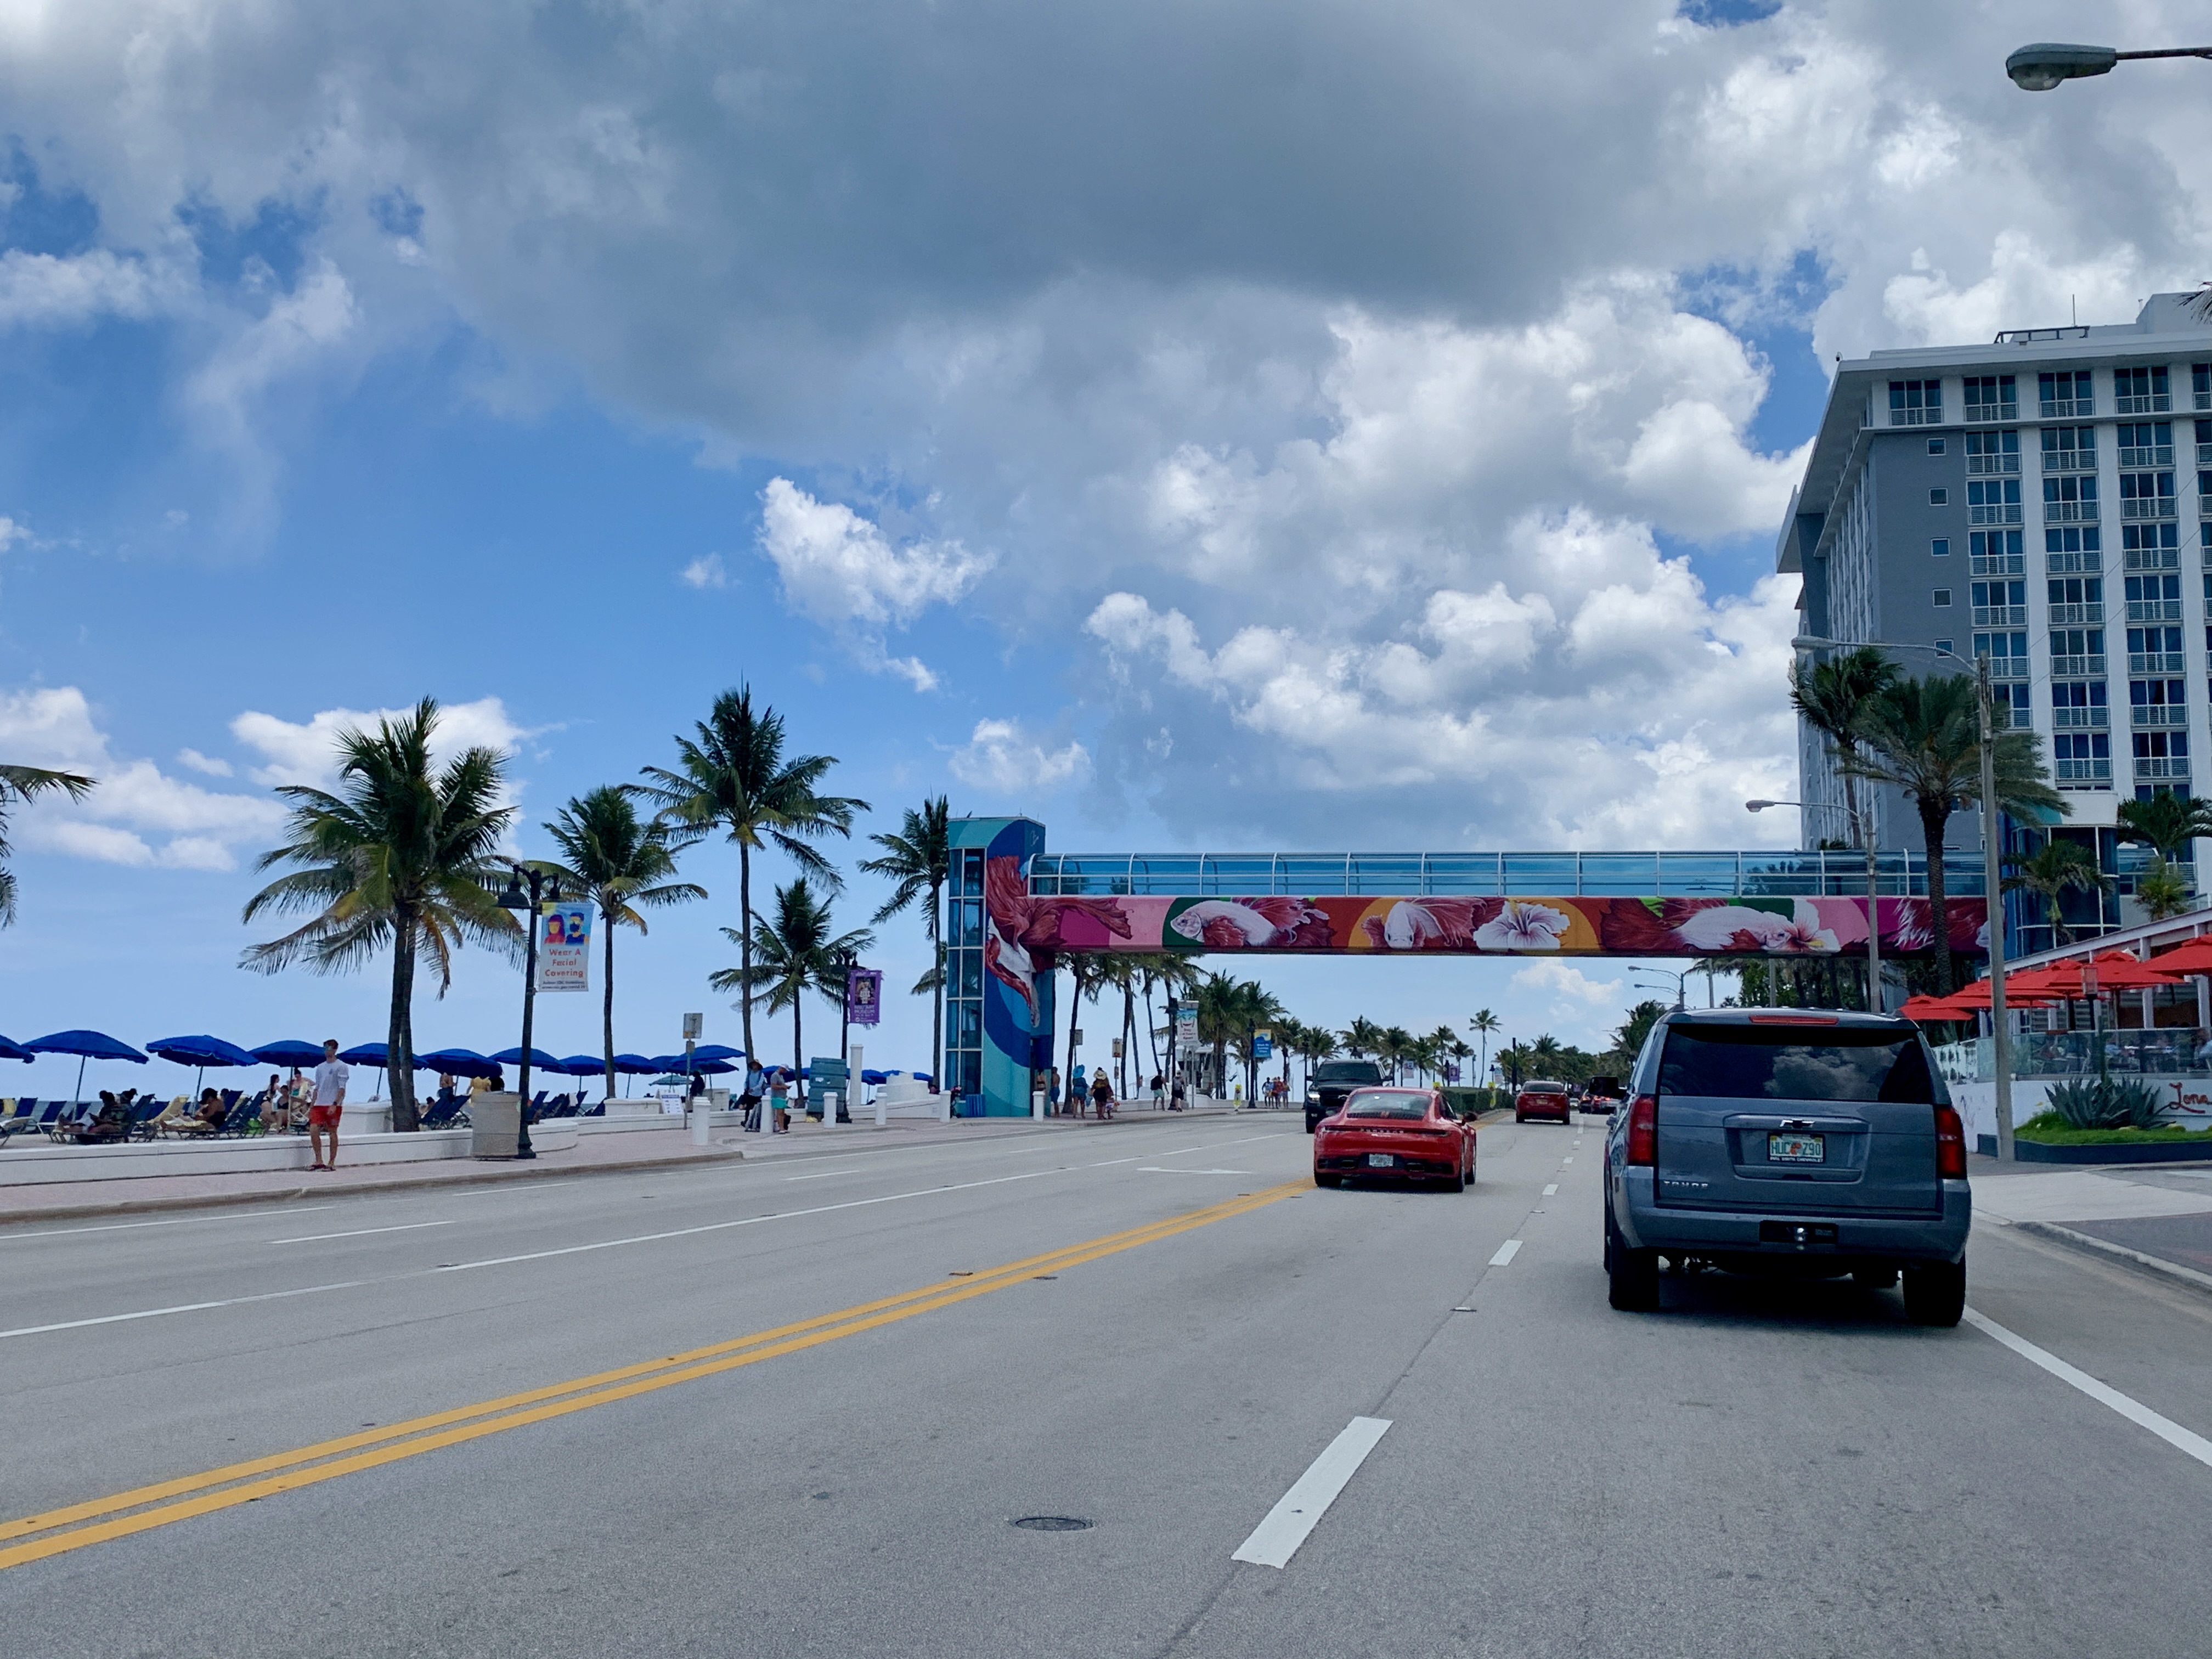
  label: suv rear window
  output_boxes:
[1314,1061,1383,1084]
[1657,1024,1938,1104]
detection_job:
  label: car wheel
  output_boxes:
[1603,1200,1617,1273]
[1313,1172,1338,1188]
[1514,1112,1525,1124]
[1853,1266,1899,1291]
[1608,1243,1660,1312]
[1902,1258,1966,1327]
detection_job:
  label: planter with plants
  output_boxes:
[2001,1078,2212,1161]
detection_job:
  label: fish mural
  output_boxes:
[987,859,1986,960]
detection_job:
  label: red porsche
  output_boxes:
[1313,1087,1477,1190]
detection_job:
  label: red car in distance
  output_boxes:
[1514,1080,1573,1124]
[1313,1087,1477,1191]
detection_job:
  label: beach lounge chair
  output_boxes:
[0,1098,41,1142]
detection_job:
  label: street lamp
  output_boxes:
[495,863,562,1161]
[1792,634,2016,1160]
[1632,968,1689,1012]
[1748,795,1882,1013]
[2006,42,2212,92]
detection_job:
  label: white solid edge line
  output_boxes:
[1488,1239,1523,1267]
[1965,1307,2212,1471]
[8,1206,336,1240]
[0,1279,365,1340]
[267,1218,464,1245]
[1542,1184,1559,1197]
[1232,1417,1392,1568]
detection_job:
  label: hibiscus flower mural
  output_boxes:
[1471,900,1572,951]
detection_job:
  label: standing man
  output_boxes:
[309,1039,348,1171]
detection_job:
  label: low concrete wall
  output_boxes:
[1954,1076,2212,1147]
[0,1119,581,1185]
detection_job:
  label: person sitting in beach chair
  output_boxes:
[69,1091,138,1144]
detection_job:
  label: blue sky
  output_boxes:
[4,1,2211,1095]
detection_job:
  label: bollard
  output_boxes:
[938,1091,952,1123]
[1032,1090,1046,1121]
[875,1098,887,1128]
[689,1104,711,1147]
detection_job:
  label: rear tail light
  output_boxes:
[1626,1094,1657,1166]
[1934,1103,1967,1180]
[1747,1013,1841,1025]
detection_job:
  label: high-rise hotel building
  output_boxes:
[1781,294,2212,913]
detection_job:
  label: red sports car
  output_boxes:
[1514,1081,1573,1124]
[1313,1087,1477,1190]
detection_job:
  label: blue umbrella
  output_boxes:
[417,1047,500,1080]
[28,1028,149,1102]
[0,1035,32,1063]
[612,1053,661,1075]
[251,1040,326,1067]
[490,1046,562,1072]
[148,1034,258,1096]
[861,1069,888,1085]
[556,1054,609,1076]
[338,1041,411,1066]
[692,1043,746,1063]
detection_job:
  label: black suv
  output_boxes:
[1306,1059,1385,1133]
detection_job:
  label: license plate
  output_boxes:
[1769,1132,1825,1165]
[1366,1153,1396,1168]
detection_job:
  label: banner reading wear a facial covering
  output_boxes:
[847,966,883,1026]
[536,902,591,992]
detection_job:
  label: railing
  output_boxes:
[1985,657,2032,680]
[2137,758,2193,781]
[2129,651,2185,674]
[2052,706,2109,729]
[2056,759,2113,784]
[1939,1032,2212,1081]
[2051,654,2107,676]
[2041,449,2095,473]
[1967,453,2021,474]
[2046,550,2101,573]
[2125,546,2179,570]
[2120,445,2176,468]
[1891,406,1941,426]
[2045,501,2098,523]
[1971,553,2024,576]
[2132,704,2190,728]
[2123,499,2179,521]
[2046,603,2102,624]
[1025,849,1990,899]
[2042,398,2095,419]
[1972,605,2028,626]
[1969,504,2023,525]
[2115,394,2172,415]
[2128,600,2185,622]
[1964,403,2019,424]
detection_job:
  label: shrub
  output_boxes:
[2045,1077,2168,1130]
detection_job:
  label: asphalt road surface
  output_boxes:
[5,1113,2212,1657]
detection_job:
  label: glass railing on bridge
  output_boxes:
[1027,850,1984,899]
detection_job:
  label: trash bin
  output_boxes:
[470,1092,522,1159]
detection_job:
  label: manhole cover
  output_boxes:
[1011,1515,1093,1532]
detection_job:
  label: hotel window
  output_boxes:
[2128,624,2185,673]
[1991,682,2030,727]
[2118,421,2174,467]
[2044,474,2098,522]
[1927,437,1946,455]
[1970,579,2023,624]
[2042,425,2096,471]
[2123,522,2181,569]
[1968,529,2018,573]
[2045,524,2102,572]
[1963,428,2018,473]
[1966,478,2019,523]
[1932,588,1953,607]
[2134,730,2190,787]
[1932,537,1951,558]
[2126,572,2183,621]
[2046,574,2102,625]
[2040,370,2094,419]
[2051,681,2108,731]
[1963,374,2017,421]
[2115,365,2171,414]
[2053,732,2112,787]
[2196,363,2212,411]
[1929,487,1949,506]
[2049,627,2104,676]
[1889,379,1942,425]
[1979,630,2033,676]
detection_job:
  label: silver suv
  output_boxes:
[1603,1009,1970,1325]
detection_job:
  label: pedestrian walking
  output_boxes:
[740,1059,765,1130]
[769,1071,791,1133]
[1090,1071,1114,1120]
[308,1039,348,1171]
[1150,1073,1165,1110]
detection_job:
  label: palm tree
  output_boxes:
[1529,1034,1563,1079]
[710,877,873,1107]
[1342,1017,1384,1062]
[0,763,96,926]
[240,698,517,1131]
[1466,1008,1500,1085]
[1497,1039,1532,1089]
[1791,646,1899,970]
[1379,1025,1415,1085]
[1140,956,1200,1076]
[2115,792,2212,861]
[1193,971,1249,1097]
[1847,674,2067,995]
[540,787,707,1103]
[1236,980,1284,1102]
[2136,856,2195,921]
[2002,838,2111,947]
[859,796,951,1096]
[1612,1000,1669,1065]
[638,687,867,1063]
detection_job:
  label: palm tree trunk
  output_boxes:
[929,877,944,1095]
[738,839,755,1062]
[1065,958,1083,1113]
[602,907,618,1105]
[1121,979,1135,1096]
[793,994,804,1120]
[388,912,419,1133]
[1920,798,1955,996]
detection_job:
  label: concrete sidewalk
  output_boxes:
[0,1101,1261,1226]
[1970,1154,2212,1294]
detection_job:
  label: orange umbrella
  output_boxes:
[2149,937,2212,975]
[1947,977,2061,1008]
[1899,994,1979,1022]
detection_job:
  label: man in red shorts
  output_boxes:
[308,1038,349,1170]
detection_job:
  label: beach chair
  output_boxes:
[67,1096,138,1145]
[0,1098,41,1142]
[46,1101,98,1142]
[125,1097,168,1140]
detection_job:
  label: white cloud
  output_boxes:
[231,696,528,789]
[0,516,27,552]
[0,248,170,329]
[176,748,232,777]
[0,686,281,871]
[948,719,1090,795]
[1514,958,1627,1010]
[679,552,729,590]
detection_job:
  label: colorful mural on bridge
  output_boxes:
[982,855,1986,1015]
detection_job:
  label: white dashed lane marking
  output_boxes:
[1488,1239,1523,1267]
[1543,1184,1559,1197]
[1232,1417,1393,1569]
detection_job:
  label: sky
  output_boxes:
[5,0,2212,1097]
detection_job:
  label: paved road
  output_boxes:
[4,1113,2211,1656]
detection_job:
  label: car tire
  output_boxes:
[1902,1258,1966,1327]
[1853,1266,1899,1291]
[1314,1172,1338,1188]
[1514,1113,1525,1124]
[1609,1243,1660,1312]
[1602,1200,1617,1272]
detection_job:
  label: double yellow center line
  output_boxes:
[0,1178,1306,1572]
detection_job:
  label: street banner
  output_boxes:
[1252,1028,1272,1061]
[536,901,591,992]
[847,966,883,1026]
[1175,1007,1198,1045]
